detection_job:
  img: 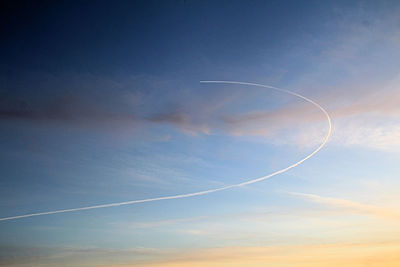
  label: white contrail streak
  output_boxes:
[0,81,332,222]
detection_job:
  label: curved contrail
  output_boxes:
[0,81,332,221]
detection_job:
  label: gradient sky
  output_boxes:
[1,1,400,266]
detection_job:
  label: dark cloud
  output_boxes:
[0,245,163,266]
[0,72,142,128]
[0,93,138,126]
[148,108,190,125]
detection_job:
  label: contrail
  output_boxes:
[0,81,332,221]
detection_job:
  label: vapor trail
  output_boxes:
[0,81,332,221]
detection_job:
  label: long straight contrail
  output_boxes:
[0,81,332,221]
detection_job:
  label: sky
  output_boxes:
[1,0,400,266]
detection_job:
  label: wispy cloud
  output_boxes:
[123,242,400,267]
[147,108,211,135]
[2,66,400,152]
[289,192,400,222]
[0,245,163,267]
[120,216,207,229]
[0,72,143,128]
[4,241,400,267]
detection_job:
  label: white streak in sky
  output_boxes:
[0,81,332,221]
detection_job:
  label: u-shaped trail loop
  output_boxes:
[0,81,332,221]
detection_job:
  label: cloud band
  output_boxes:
[0,81,332,221]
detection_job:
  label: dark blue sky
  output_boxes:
[1,0,345,76]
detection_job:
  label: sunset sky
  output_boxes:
[1,1,400,266]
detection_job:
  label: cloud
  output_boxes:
[2,67,400,153]
[289,192,400,222]
[147,108,211,135]
[0,74,142,127]
[0,245,163,267]
[0,72,231,136]
[112,216,207,229]
[0,80,332,222]
[3,241,400,267]
[117,242,400,267]
[332,120,400,150]
[220,77,400,151]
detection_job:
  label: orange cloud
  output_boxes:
[289,192,400,222]
[107,242,400,267]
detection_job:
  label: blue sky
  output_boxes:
[1,1,400,266]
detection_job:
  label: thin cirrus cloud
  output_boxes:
[0,245,164,267]
[0,84,139,126]
[2,68,400,153]
[0,73,227,134]
[147,108,212,135]
[219,78,400,150]
[289,192,400,223]
[120,242,400,267]
[6,242,398,267]
[0,74,319,137]
[111,216,207,230]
